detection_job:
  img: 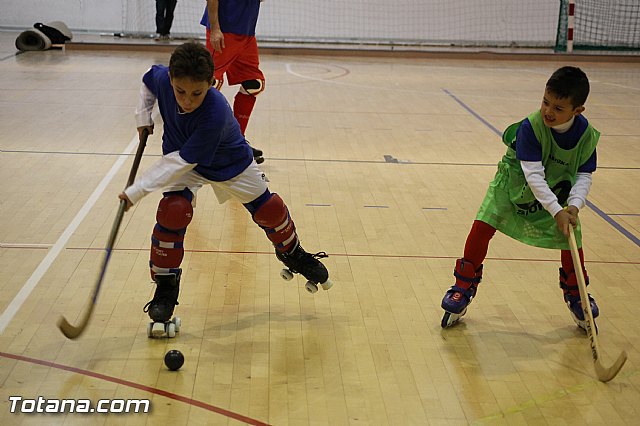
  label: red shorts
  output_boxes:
[205,30,265,86]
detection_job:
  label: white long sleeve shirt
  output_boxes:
[124,152,196,205]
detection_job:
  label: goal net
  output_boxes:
[122,0,206,38]
[555,0,640,51]
[122,0,559,47]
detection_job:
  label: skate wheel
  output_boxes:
[147,323,154,338]
[172,317,181,332]
[166,322,176,338]
[441,309,465,329]
[441,312,452,329]
[151,322,165,337]
[305,281,319,294]
[320,279,333,291]
[280,269,294,281]
[575,318,599,335]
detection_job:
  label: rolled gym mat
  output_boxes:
[15,28,52,51]
[35,21,73,43]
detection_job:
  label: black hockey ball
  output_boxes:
[164,349,184,371]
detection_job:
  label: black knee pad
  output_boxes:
[240,79,265,97]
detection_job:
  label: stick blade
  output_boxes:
[57,315,86,339]
[595,350,627,382]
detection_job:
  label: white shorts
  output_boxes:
[163,160,269,205]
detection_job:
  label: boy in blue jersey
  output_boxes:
[202,0,265,163]
[440,66,601,331]
[120,42,332,337]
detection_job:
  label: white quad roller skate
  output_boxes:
[144,273,181,338]
[276,243,332,294]
[441,258,483,328]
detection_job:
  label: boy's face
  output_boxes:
[170,76,210,113]
[540,88,585,128]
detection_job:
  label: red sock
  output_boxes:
[233,92,257,135]
[462,220,496,266]
[561,248,584,273]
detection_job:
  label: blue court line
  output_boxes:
[443,88,640,248]
[443,89,503,135]
[586,200,640,247]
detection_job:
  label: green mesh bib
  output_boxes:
[475,111,599,249]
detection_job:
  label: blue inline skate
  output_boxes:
[441,258,483,328]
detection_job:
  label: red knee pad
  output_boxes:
[151,226,185,273]
[150,192,193,279]
[157,193,193,231]
[252,193,297,251]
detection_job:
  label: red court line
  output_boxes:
[1,244,638,265]
[0,351,270,426]
[60,247,639,265]
[1,243,638,265]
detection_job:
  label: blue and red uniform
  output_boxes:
[201,0,265,135]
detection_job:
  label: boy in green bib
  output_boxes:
[441,66,600,330]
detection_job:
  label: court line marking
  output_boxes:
[0,133,140,335]
[3,151,638,170]
[471,367,639,424]
[283,61,640,107]
[0,51,25,61]
[1,246,633,265]
[0,351,269,425]
[0,149,161,156]
[2,244,639,265]
[586,200,640,247]
[0,243,52,249]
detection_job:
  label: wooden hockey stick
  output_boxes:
[568,226,627,382]
[57,129,149,339]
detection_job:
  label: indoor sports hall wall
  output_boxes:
[2,0,559,47]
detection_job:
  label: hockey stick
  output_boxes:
[568,226,627,382]
[57,129,149,339]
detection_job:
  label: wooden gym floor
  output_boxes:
[0,31,639,425]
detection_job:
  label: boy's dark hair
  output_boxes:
[169,42,214,83]
[546,66,590,108]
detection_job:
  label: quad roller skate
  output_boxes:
[276,243,332,294]
[144,272,181,338]
[441,259,483,328]
[247,140,264,164]
[559,267,599,333]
